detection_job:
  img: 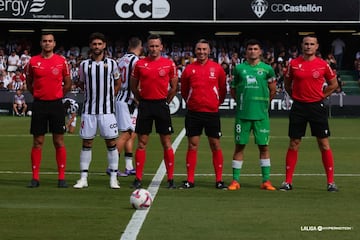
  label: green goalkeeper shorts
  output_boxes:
[234,118,270,145]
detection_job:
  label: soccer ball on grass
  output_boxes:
[130,188,153,210]
[27,110,32,116]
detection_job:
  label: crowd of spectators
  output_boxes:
[0,36,355,96]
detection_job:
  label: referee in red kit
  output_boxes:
[130,34,178,189]
[25,32,72,188]
[279,34,339,192]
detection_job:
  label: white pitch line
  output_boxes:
[119,128,186,240]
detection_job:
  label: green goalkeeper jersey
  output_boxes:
[231,61,276,120]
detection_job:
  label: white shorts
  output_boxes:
[80,113,118,139]
[115,100,138,132]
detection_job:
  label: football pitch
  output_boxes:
[0,116,359,240]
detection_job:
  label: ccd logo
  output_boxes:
[110,123,117,129]
[115,0,170,19]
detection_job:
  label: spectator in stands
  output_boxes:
[170,45,182,58]
[67,53,77,65]
[172,55,182,67]
[277,50,287,63]
[13,89,27,116]
[80,45,90,59]
[326,53,344,95]
[7,50,20,72]
[70,62,80,92]
[181,51,194,66]
[66,45,80,58]
[221,62,231,93]
[331,37,345,70]
[0,48,7,71]
[325,53,337,70]
[1,70,12,88]
[55,45,66,56]
[182,44,193,58]
[8,70,25,92]
[230,52,241,66]
[229,52,241,77]
[19,49,31,70]
[217,47,230,65]
[0,81,8,91]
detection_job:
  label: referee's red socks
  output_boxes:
[135,149,146,180]
[321,149,335,184]
[186,149,197,183]
[31,147,42,180]
[212,149,224,182]
[164,148,175,181]
[56,146,66,180]
[285,149,298,184]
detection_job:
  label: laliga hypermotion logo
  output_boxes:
[251,0,268,18]
[115,0,170,19]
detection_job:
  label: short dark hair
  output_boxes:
[195,39,211,49]
[303,34,319,43]
[40,31,55,41]
[197,39,210,45]
[244,39,262,49]
[147,34,162,43]
[128,37,142,49]
[89,32,106,44]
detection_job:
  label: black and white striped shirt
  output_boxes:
[116,53,138,103]
[79,57,120,114]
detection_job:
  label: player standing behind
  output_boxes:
[228,39,277,191]
[279,34,339,192]
[73,32,121,189]
[25,32,72,188]
[63,97,79,134]
[106,37,143,177]
[180,39,228,189]
[130,34,178,189]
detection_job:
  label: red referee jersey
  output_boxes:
[132,56,177,100]
[181,59,226,112]
[286,56,336,103]
[25,54,70,100]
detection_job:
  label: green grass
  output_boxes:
[0,116,359,240]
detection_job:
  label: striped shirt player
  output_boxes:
[116,52,139,132]
[111,40,143,177]
[74,32,121,189]
[80,58,119,115]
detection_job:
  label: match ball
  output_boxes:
[130,188,153,210]
[27,110,32,116]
